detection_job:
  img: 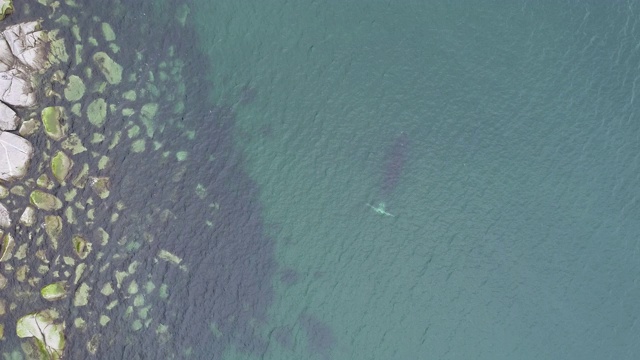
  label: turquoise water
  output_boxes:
[191,1,640,359]
[1,1,638,359]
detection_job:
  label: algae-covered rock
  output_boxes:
[41,281,68,301]
[41,106,66,141]
[30,190,63,211]
[61,133,87,154]
[0,231,14,262]
[16,310,65,359]
[88,176,110,199]
[19,117,39,137]
[0,1,13,21]
[43,215,62,251]
[51,150,73,183]
[64,74,85,101]
[93,51,122,85]
[0,131,34,182]
[87,98,107,127]
[72,234,91,259]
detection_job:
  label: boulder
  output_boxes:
[0,131,34,181]
[2,21,49,71]
[16,310,65,358]
[0,21,54,107]
[0,69,36,107]
[0,101,18,130]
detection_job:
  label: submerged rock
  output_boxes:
[41,106,66,140]
[64,74,85,101]
[29,190,63,211]
[41,281,68,301]
[51,150,73,183]
[93,51,122,85]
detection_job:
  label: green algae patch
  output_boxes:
[64,74,86,102]
[41,281,68,301]
[87,98,107,127]
[16,310,65,359]
[41,106,66,141]
[93,51,123,85]
[30,190,63,211]
[51,150,73,183]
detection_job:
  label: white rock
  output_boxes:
[0,21,53,108]
[0,131,34,181]
[0,202,10,228]
[19,206,35,226]
[2,21,49,71]
[0,101,18,130]
[0,69,36,107]
[0,33,13,71]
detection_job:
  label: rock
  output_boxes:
[0,131,34,181]
[73,282,91,307]
[44,215,62,249]
[0,201,9,227]
[29,190,63,211]
[0,21,54,107]
[16,310,66,358]
[19,206,35,226]
[51,150,73,183]
[2,21,49,71]
[18,117,39,136]
[41,282,68,301]
[0,231,14,261]
[101,22,116,42]
[0,69,36,107]
[87,98,106,127]
[0,0,12,21]
[88,176,110,199]
[0,34,11,71]
[93,51,122,85]
[64,74,85,101]
[0,101,18,130]
[41,106,66,140]
[72,235,91,259]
